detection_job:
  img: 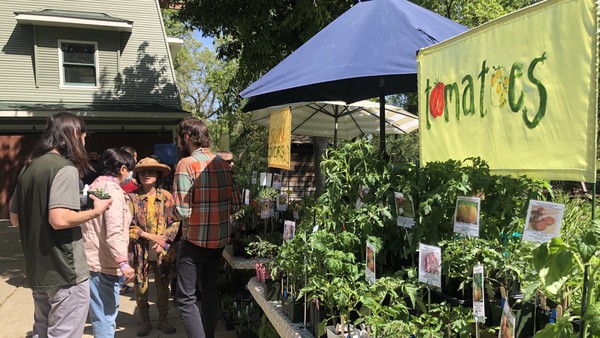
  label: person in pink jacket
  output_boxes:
[82,148,136,338]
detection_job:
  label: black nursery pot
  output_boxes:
[486,296,536,337]
[86,192,111,210]
[283,296,307,323]
[309,300,327,338]
[430,277,473,307]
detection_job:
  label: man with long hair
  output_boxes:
[173,117,240,338]
[9,112,113,338]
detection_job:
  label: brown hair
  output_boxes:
[177,117,211,148]
[27,112,90,174]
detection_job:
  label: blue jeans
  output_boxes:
[89,272,121,338]
[176,240,224,338]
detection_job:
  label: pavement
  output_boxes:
[0,220,237,338]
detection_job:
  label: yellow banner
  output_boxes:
[418,0,598,182]
[268,107,291,170]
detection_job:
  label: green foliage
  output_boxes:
[530,198,600,336]
[416,157,548,247]
[412,0,541,28]
[258,314,279,338]
[412,302,473,338]
[533,314,577,338]
[270,232,307,295]
[246,236,280,259]
[177,1,353,86]
[356,269,422,334]
[257,187,278,200]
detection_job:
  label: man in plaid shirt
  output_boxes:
[173,117,240,338]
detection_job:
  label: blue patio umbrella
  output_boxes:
[240,0,467,151]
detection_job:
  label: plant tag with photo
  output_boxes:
[395,192,415,228]
[356,185,369,209]
[272,173,282,190]
[498,302,516,338]
[252,171,257,185]
[473,265,485,322]
[366,241,376,284]
[260,198,271,219]
[260,172,267,186]
[453,196,481,237]
[523,200,564,243]
[418,243,442,289]
[277,194,288,211]
[283,220,296,241]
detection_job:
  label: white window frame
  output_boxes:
[58,39,100,89]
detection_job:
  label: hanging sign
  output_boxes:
[268,107,291,170]
[418,0,598,182]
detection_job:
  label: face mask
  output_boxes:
[121,171,133,186]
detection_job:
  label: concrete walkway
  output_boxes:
[0,220,237,338]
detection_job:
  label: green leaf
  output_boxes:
[532,238,574,295]
[577,220,600,263]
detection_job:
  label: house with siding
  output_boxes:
[0,0,189,218]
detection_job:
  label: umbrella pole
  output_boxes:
[379,77,386,155]
[334,109,339,148]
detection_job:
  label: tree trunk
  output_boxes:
[313,136,328,196]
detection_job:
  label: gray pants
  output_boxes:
[32,279,90,338]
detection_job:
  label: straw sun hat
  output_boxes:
[133,157,171,177]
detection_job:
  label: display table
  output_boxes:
[222,244,269,270]
[247,277,314,338]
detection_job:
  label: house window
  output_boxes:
[59,40,98,87]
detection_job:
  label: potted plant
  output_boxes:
[221,294,238,331]
[86,188,111,209]
[246,236,280,299]
[298,230,364,338]
[235,301,261,338]
[271,232,308,323]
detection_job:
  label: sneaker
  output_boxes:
[158,321,177,334]
[136,322,152,337]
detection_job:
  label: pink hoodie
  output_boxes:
[82,176,132,276]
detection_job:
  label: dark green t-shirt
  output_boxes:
[10,153,89,290]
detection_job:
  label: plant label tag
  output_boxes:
[523,200,564,243]
[473,264,485,322]
[277,194,288,211]
[242,189,250,205]
[418,243,442,289]
[395,191,415,228]
[499,301,516,338]
[260,198,271,219]
[356,185,369,209]
[260,172,267,186]
[366,241,376,284]
[283,220,295,241]
[272,173,282,190]
[453,196,481,237]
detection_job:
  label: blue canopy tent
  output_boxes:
[240,0,467,152]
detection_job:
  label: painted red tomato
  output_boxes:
[430,82,445,118]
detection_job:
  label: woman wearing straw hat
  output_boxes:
[127,157,179,336]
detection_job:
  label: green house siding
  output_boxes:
[0,0,180,109]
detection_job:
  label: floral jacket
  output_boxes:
[127,188,180,284]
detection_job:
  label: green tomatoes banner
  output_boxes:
[418,0,598,182]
